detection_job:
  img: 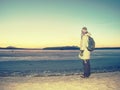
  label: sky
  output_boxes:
[0,0,120,48]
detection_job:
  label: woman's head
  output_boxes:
[81,27,88,35]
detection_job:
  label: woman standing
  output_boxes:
[79,27,91,78]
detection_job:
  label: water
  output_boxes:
[0,49,120,77]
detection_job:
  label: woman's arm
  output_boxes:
[80,35,88,51]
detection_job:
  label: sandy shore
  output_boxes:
[0,72,120,90]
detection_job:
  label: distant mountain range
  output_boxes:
[43,46,79,50]
[0,46,23,49]
[0,46,120,50]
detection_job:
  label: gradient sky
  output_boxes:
[0,0,120,48]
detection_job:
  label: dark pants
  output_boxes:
[83,60,91,77]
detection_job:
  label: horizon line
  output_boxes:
[0,46,120,49]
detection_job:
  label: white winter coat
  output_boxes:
[79,33,91,60]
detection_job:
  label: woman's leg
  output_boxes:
[83,60,91,77]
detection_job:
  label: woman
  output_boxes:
[79,27,91,78]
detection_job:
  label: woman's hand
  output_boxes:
[80,50,84,56]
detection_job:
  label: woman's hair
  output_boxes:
[81,27,88,38]
[82,27,88,33]
[82,27,87,30]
